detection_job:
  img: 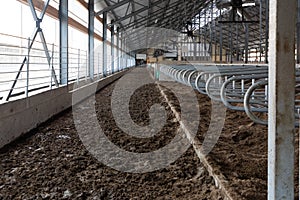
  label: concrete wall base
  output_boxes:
[0,70,127,148]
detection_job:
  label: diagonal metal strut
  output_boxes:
[6,0,59,101]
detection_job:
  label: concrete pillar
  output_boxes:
[59,0,68,85]
[268,0,296,199]
[102,12,107,77]
[88,0,94,80]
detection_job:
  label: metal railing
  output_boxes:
[0,33,119,104]
[160,64,300,126]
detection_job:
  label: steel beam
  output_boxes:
[209,2,213,60]
[230,24,233,63]
[59,0,68,85]
[245,24,249,64]
[220,24,223,62]
[265,0,269,64]
[28,0,39,21]
[117,28,120,72]
[236,24,239,61]
[259,0,263,62]
[204,10,207,60]
[120,33,123,70]
[125,39,128,68]
[297,0,300,64]
[95,0,131,16]
[88,0,94,80]
[111,0,165,25]
[102,0,126,31]
[103,12,107,77]
[268,0,296,199]
[124,2,180,29]
[7,0,58,101]
[111,21,115,74]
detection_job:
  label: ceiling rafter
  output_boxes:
[122,0,184,30]
[111,0,165,25]
[92,0,268,51]
[95,0,131,16]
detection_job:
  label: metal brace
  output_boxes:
[6,0,59,101]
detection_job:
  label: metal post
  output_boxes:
[199,11,202,61]
[26,38,30,98]
[85,51,88,81]
[51,43,54,89]
[193,41,197,61]
[220,23,223,63]
[59,0,68,85]
[111,20,115,74]
[117,28,120,72]
[88,0,94,80]
[6,0,58,101]
[204,9,207,60]
[124,39,128,68]
[119,34,124,70]
[103,12,107,77]
[298,0,300,190]
[98,52,100,78]
[123,37,125,70]
[297,0,300,64]
[77,49,80,84]
[245,24,249,64]
[210,2,213,60]
[265,0,269,63]
[259,0,263,62]
[230,24,233,63]
[268,0,296,199]
[236,24,239,61]
[214,26,217,62]
[213,11,217,62]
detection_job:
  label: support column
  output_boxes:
[204,10,207,60]
[124,39,128,68]
[259,0,263,62]
[230,24,233,63]
[102,12,107,77]
[268,0,296,199]
[297,0,300,64]
[219,11,223,63]
[213,18,217,62]
[117,28,120,72]
[88,0,94,80]
[120,35,123,70]
[59,0,68,85]
[236,24,240,61]
[209,2,213,59]
[265,0,269,63]
[111,20,115,73]
[245,24,249,64]
[193,42,197,61]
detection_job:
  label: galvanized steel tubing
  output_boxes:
[160,64,300,126]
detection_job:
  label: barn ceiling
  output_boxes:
[90,0,268,52]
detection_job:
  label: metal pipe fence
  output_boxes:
[160,64,300,126]
[0,33,128,104]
